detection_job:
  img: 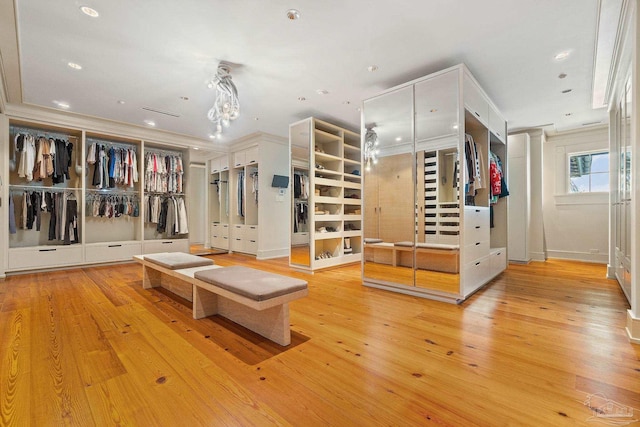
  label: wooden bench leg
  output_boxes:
[193,285,219,319]
[142,265,163,289]
[218,299,291,346]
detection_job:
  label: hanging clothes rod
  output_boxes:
[145,148,182,157]
[85,188,139,194]
[9,184,81,192]
[87,138,138,151]
[9,125,79,141]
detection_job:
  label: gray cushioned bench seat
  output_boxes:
[143,252,214,270]
[194,266,308,301]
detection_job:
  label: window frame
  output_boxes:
[567,149,610,194]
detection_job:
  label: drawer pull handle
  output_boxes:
[162,241,173,245]
[108,244,122,248]
[475,262,481,266]
[475,226,480,229]
[475,242,481,246]
[496,252,501,255]
[475,209,480,212]
[474,111,480,118]
[39,248,57,252]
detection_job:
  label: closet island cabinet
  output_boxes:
[206,133,290,259]
[1,117,190,277]
[362,64,508,303]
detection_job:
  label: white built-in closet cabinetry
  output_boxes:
[362,64,508,303]
[2,118,190,276]
[207,133,290,259]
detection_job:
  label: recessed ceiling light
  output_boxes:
[316,89,329,95]
[342,101,351,105]
[208,134,215,139]
[253,117,259,121]
[53,100,70,109]
[286,9,300,20]
[395,137,402,142]
[67,62,82,70]
[80,6,99,17]
[561,89,573,94]
[367,65,379,72]
[117,100,125,104]
[430,109,438,113]
[565,113,572,116]
[558,73,567,79]
[554,51,570,60]
[180,96,189,101]
[144,120,156,127]
[297,96,306,101]
[193,147,200,151]
[356,107,361,112]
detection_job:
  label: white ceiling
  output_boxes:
[0,0,621,145]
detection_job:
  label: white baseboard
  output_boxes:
[256,247,289,260]
[606,264,616,279]
[530,251,547,262]
[546,250,608,264]
[626,310,640,344]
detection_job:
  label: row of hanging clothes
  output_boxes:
[293,201,309,233]
[293,172,310,199]
[8,189,80,244]
[464,133,488,204]
[87,141,139,189]
[212,178,229,217]
[10,129,75,184]
[144,194,188,236]
[86,192,140,218]
[144,151,183,194]
[236,171,259,217]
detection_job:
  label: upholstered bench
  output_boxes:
[134,254,308,346]
[135,252,218,301]
[192,266,308,346]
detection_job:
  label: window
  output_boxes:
[568,151,609,193]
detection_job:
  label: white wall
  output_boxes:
[542,126,609,263]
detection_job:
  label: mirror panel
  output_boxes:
[363,86,415,287]
[290,120,311,267]
[414,71,461,294]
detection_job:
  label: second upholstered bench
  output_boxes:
[192,266,308,346]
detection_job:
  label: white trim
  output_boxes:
[530,251,547,262]
[546,250,609,264]
[256,247,289,260]
[626,310,640,344]
[553,192,609,205]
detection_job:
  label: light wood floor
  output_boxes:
[0,256,638,426]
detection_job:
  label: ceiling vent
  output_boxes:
[142,107,181,118]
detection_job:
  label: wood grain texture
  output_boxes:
[0,256,637,426]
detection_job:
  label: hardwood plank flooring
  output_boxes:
[0,256,638,426]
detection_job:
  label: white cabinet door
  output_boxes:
[489,105,506,143]
[245,146,259,165]
[463,74,489,126]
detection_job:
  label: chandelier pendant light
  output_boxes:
[364,127,379,171]
[207,63,240,136]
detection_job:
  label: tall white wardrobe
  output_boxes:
[361,64,508,303]
[207,133,290,260]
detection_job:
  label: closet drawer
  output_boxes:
[230,237,244,252]
[489,248,507,276]
[231,224,245,240]
[463,255,491,294]
[9,245,83,270]
[245,225,258,241]
[464,240,490,265]
[464,206,489,229]
[464,225,489,245]
[85,242,142,263]
[245,238,258,255]
[233,151,246,167]
[143,239,189,254]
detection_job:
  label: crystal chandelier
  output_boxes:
[207,63,240,137]
[364,127,379,171]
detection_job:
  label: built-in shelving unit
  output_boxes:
[289,118,362,271]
